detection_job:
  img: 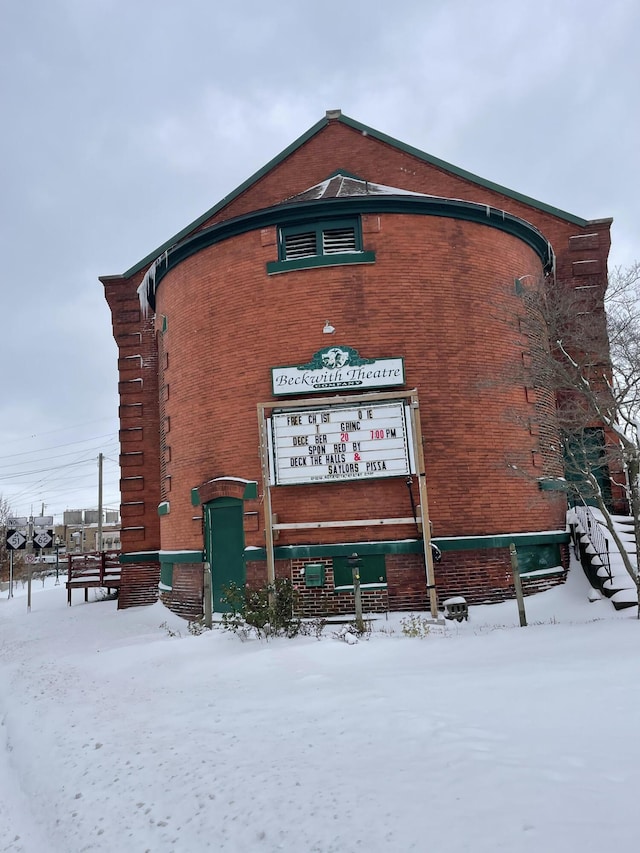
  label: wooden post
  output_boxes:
[97,452,103,552]
[203,562,213,628]
[410,392,438,619]
[509,543,527,627]
[351,555,364,633]
[257,404,276,592]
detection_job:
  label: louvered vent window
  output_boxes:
[280,218,362,262]
[323,227,356,254]
[284,231,317,259]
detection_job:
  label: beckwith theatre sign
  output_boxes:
[271,346,405,397]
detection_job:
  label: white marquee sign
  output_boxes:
[270,401,415,485]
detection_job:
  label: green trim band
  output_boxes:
[140,195,553,310]
[159,550,205,564]
[119,551,159,563]
[538,478,570,492]
[436,531,570,551]
[122,550,203,565]
[245,531,569,561]
[266,250,376,275]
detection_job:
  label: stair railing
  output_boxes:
[573,502,612,581]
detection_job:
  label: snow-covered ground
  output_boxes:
[1,558,638,853]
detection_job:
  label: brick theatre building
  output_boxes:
[101,110,613,619]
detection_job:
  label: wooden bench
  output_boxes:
[66,552,122,605]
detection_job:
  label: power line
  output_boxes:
[0,432,119,463]
[0,417,118,450]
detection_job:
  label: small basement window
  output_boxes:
[267,217,375,274]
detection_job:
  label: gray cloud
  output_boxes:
[1,0,637,518]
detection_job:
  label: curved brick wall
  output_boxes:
[154,211,565,552]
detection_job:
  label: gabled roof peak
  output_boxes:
[119,110,590,279]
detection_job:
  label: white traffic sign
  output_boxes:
[6,530,27,550]
[33,531,53,549]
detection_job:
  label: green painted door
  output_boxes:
[204,497,245,612]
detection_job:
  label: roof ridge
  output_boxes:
[116,111,589,280]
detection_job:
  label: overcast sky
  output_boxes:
[1,0,638,523]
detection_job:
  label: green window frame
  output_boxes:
[267,217,375,274]
[332,553,387,589]
[280,218,362,260]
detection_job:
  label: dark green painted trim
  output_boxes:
[245,542,386,561]
[159,550,204,564]
[120,551,159,563]
[140,195,553,310]
[538,478,570,492]
[157,501,170,516]
[245,531,569,561]
[326,168,365,181]
[337,114,589,226]
[279,216,363,249]
[192,481,257,504]
[435,531,570,551]
[243,481,258,500]
[122,117,330,278]
[267,251,375,275]
[159,561,173,589]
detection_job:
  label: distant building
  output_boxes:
[102,110,616,619]
[58,509,121,554]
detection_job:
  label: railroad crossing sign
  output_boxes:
[33,530,53,550]
[6,530,27,550]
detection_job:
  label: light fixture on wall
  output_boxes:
[323,320,335,334]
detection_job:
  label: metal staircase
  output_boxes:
[570,504,638,610]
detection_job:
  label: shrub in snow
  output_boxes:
[221,579,301,640]
[400,614,432,638]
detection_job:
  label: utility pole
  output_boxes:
[98,453,103,552]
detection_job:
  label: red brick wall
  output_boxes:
[245,550,567,617]
[103,116,610,594]
[154,214,564,552]
[103,275,162,555]
[160,562,204,621]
